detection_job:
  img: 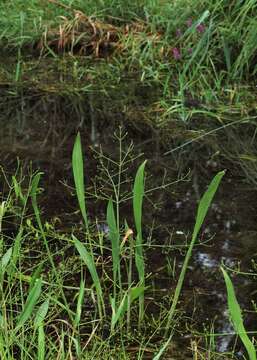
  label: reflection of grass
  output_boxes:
[0,132,228,358]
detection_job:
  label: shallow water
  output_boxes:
[1,98,257,357]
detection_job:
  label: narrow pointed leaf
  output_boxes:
[192,171,225,242]
[72,132,88,228]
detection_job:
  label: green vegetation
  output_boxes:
[1,0,257,108]
[1,1,257,358]
[0,132,226,359]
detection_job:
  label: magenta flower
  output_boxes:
[188,47,193,54]
[186,18,193,27]
[172,47,181,60]
[196,24,205,33]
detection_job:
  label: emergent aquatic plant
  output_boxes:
[72,132,146,330]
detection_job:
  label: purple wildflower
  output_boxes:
[176,28,182,37]
[172,47,181,60]
[196,23,205,33]
[187,47,193,54]
[186,18,193,27]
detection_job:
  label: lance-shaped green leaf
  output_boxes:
[72,132,88,229]
[133,160,147,322]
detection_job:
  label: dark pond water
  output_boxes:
[1,95,257,357]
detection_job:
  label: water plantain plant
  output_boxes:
[71,131,225,344]
[72,132,146,331]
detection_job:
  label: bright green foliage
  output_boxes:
[72,132,89,229]
[193,170,225,241]
[133,160,147,323]
[221,267,256,360]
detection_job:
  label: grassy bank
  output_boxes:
[1,0,257,101]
